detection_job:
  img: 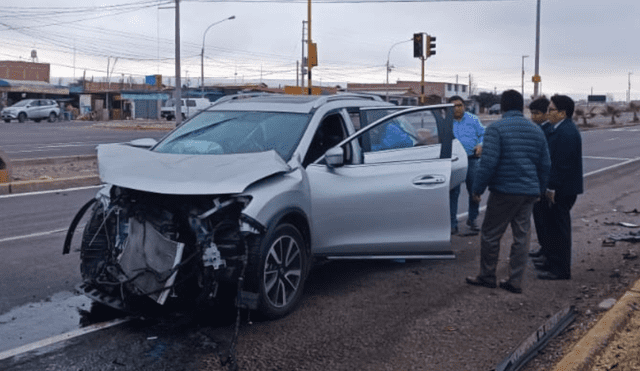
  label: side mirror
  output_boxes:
[128,138,157,148]
[325,146,344,168]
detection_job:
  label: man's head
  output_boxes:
[500,90,524,113]
[448,95,465,120]
[529,97,550,125]
[548,95,575,125]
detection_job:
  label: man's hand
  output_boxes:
[546,189,556,205]
[472,193,482,204]
[473,144,483,157]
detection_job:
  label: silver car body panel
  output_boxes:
[97,143,290,195]
[307,157,451,255]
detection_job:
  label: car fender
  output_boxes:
[241,167,311,238]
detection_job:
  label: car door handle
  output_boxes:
[413,175,446,185]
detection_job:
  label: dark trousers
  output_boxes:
[532,199,550,254]
[544,194,577,278]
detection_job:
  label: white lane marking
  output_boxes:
[0,228,69,244]
[0,185,101,199]
[0,318,131,361]
[583,155,632,161]
[583,157,640,177]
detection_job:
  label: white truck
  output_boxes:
[161,98,212,121]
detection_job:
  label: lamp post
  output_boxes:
[386,39,411,102]
[521,55,529,98]
[201,15,235,94]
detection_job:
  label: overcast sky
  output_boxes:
[1,0,638,101]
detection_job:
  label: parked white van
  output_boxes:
[161,98,212,120]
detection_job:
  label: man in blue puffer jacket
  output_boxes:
[465,90,551,294]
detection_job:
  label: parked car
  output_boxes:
[2,99,60,123]
[488,103,501,115]
[161,97,212,120]
[65,93,468,319]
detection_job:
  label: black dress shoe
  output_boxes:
[537,271,571,280]
[465,276,497,288]
[528,250,543,258]
[499,279,522,294]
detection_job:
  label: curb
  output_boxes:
[552,280,640,371]
[10,154,97,167]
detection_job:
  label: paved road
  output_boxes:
[0,124,639,369]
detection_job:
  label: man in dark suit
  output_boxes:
[528,97,552,259]
[536,95,583,280]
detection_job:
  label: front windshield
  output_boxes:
[154,111,311,161]
[13,100,32,107]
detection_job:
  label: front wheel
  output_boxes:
[18,112,26,123]
[247,223,308,319]
[3,119,9,123]
[48,112,57,122]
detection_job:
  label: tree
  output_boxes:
[627,101,640,123]
[574,106,598,127]
[601,105,623,125]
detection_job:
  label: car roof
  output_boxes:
[207,93,389,114]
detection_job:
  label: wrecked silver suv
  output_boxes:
[64,93,467,319]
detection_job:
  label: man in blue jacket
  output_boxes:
[535,95,583,280]
[465,90,551,294]
[449,95,485,235]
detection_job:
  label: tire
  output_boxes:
[181,113,186,120]
[48,112,57,122]
[166,115,173,121]
[18,112,26,123]
[3,119,9,123]
[33,118,41,123]
[80,203,113,281]
[246,223,308,319]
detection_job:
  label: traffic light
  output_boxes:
[413,33,423,58]
[426,35,436,57]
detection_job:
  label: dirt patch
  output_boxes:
[11,158,98,182]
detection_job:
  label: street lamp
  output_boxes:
[201,15,235,94]
[386,39,412,102]
[521,55,529,98]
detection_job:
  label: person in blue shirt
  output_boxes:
[449,95,485,234]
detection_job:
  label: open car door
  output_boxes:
[306,104,462,260]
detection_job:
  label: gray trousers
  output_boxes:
[478,192,537,289]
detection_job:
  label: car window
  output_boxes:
[303,113,348,167]
[154,111,311,161]
[186,100,196,107]
[13,100,31,107]
[359,110,439,153]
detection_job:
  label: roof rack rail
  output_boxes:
[210,92,281,107]
[311,93,383,109]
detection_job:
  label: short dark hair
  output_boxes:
[550,95,575,118]
[448,95,464,103]
[500,90,523,112]
[529,97,550,113]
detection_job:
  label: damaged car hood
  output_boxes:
[97,143,291,195]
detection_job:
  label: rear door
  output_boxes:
[306,105,456,259]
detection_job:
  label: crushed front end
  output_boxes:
[67,185,264,313]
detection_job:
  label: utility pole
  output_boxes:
[307,0,312,95]
[521,55,529,98]
[532,0,542,97]
[301,21,307,88]
[628,72,633,103]
[174,0,182,126]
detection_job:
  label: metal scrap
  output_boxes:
[602,231,640,246]
[495,306,577,371]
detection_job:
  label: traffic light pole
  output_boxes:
[420,56,425,105]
